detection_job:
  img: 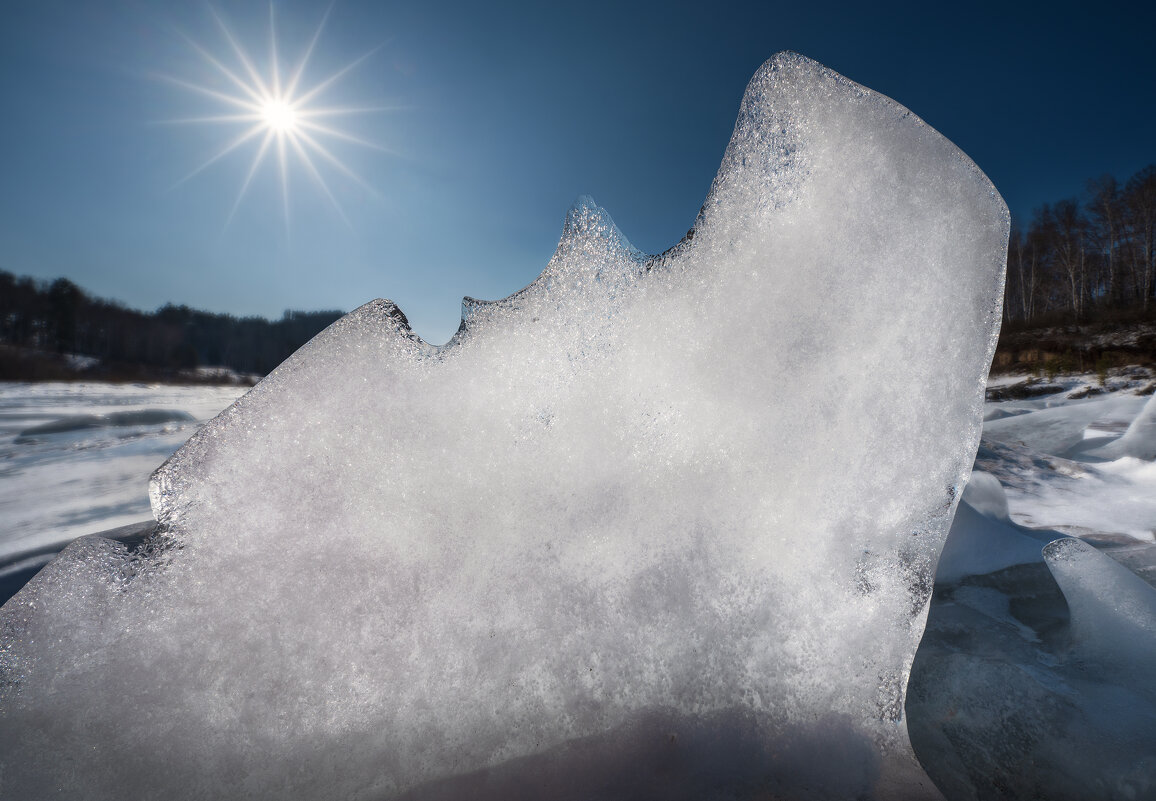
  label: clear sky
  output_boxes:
[2,0,1154,345]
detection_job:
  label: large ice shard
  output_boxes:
[0,52,1007,799]
[1044,537,1156,671]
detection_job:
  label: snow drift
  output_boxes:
[0,52,1007,800]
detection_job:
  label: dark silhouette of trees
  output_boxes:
[0,272,344,379]
[1005,163,1156,326]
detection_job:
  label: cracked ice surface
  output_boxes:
[0,53,1007,800]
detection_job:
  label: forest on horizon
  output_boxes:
[1005,163,1156,327]
[0,271,343,381]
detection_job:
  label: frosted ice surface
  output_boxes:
[0,53,1007,800]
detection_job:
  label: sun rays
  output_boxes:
[160,4,390,233]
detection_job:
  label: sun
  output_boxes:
[159,5,390,230]
[261,98,298,133]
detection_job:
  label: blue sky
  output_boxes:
[2,0,1154,345]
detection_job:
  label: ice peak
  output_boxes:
[556,193,647,262]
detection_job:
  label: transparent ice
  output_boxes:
[0,53,1007,800]
[933,471,1059,584]
[1044,537,1156,673]
[911,531,1156,800]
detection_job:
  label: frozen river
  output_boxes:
[0,381,247,565]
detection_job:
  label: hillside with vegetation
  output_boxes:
[997,164,1156,373]
[0,271,343,382]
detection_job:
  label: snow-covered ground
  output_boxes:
[0,382,246,564]
[978,370,1156,547]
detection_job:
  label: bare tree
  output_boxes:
[1122,166,1156,309]
[1041,200,1090,319]
[1087,175,1122,308]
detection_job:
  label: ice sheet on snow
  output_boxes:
[981,393,1148,456]
[1079,391,1156,462]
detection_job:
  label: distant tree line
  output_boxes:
[1005,164,1156,327]
[0,270,344,377]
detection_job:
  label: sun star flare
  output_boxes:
[161,5,389,231]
